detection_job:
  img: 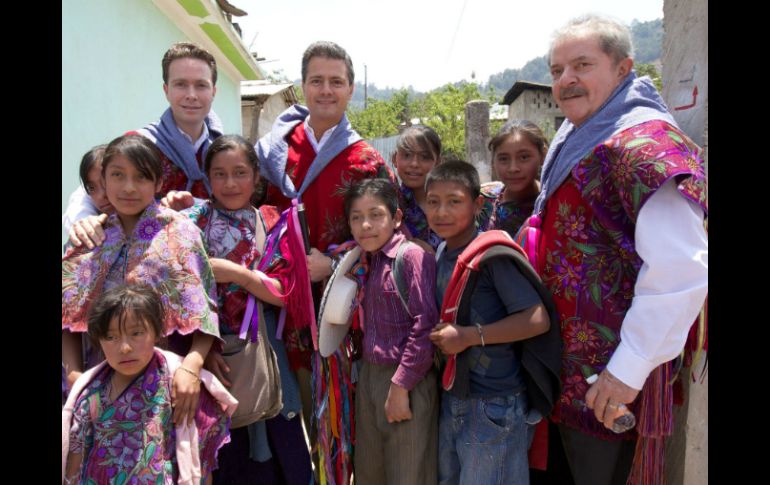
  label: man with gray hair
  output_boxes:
[524,15,708,485]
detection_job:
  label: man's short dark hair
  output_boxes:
[301,41,354,85]
[162,42,218,85]
[425,160,480,199]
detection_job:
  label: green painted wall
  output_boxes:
[62,0,242,242]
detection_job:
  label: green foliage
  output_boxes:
[293,83,305,105]
[347,89,410,139]
[634,63,663,92]
[630,19,663,64]
[412,83,483,159]
[347,83,484,159]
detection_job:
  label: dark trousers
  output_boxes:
[530,421,575,485]
[213,414,312,485]
[558,424,636,485]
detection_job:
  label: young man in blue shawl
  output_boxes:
[522,15,708,485]
[65,42,223,247]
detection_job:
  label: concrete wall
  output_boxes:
[661,1,708,483]
[661,0,708,147]
[62,0,243,242]
[507,89,563,137]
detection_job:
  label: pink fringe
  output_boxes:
[626,361,673,485]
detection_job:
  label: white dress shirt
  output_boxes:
[606,179,708,390]
[304,118,338,154]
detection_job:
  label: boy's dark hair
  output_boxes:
[162,41,217,85]
[204,134,260,174]
[102,134,163,184]
[343,178,399,219]
[79,144,108,194]
[87,284,164,347]
[395,125,442,162]
[301,41,354,85]
[425,160,480,199]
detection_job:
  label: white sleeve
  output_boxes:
[606,178,708,390]
[61,186,99,233]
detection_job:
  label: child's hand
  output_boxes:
[210,258,245,285]
[429,323,471,355]
[204,350,232,387]
[307,248,333,282]
[172,362,202,426]
[384,382,412,423]
[69,213,108,249]
[160,190,195,211]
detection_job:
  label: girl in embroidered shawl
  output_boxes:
[483,120,548,237]
[164,135,311,485]
[394,125,443,253]
[62,134,221,428]
[63,284,234,485]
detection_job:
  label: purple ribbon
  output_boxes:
[238,210,290,342]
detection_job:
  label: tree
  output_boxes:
[634,63,663,92]
[410,82,483,159]
[347,89,410,139]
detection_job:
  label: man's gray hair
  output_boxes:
[549,15,634,65]
[301,41,355,85]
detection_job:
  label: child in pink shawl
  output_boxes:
[62,284,237,485]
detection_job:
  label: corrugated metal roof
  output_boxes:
[241,81,296,98]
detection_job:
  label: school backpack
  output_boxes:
[437,230,562,419]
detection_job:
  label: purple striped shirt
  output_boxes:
[362,231,438,390]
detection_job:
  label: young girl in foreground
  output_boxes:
[484,120,548,237]
[62,134,221,426]
[176,135,312,485]
[63,284,236,485]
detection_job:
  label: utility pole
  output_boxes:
[364,64,368,110]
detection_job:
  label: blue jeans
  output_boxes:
[438,392,531,485]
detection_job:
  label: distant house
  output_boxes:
[62,0,263,241]
[241,81,299,144]
[501,81,564,134]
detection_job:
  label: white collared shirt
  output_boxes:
[606,179,708,390]
[303,118,338,154]
[178,123,209,155]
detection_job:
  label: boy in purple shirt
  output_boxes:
[344,178,439,485]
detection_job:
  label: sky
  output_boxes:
[235,0,664,92]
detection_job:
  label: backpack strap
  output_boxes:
[390,239,414,317]
[438,230,562,417]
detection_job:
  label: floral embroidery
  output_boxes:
[136,219,161,241]
[69,351,229,484]
[62,202,220,340]
[482,181,538,238]
[398,185,442,250]
[538,120,707,439]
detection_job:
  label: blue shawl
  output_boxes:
[534,73,677,214]
[137,107,224,195]
[256,104,362,199]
